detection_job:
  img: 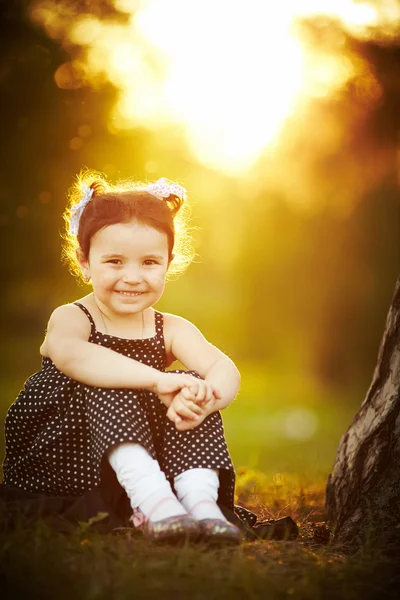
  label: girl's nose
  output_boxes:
[122,268,143,284]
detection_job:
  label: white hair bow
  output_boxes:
[69,178,185,236]
[69,185,94,235]
[146,178,186,200]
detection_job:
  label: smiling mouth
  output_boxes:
[118,291,144,297]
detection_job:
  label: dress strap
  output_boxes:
[74,302,96,337]
[154,310,164,337]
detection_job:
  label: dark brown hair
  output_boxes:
[63,170,194,282]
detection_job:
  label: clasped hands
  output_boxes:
[155,373,221,431]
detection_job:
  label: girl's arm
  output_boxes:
[165,314,241,411]
[40,305,201,398]
[201,357,241,411]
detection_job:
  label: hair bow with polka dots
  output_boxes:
[69,185,94,236]
[146,178,186,200]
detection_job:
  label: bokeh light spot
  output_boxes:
[69,137,84,150]
[69,16,103,45]
[54,62,82,90]
[78,125,92,138]
[38,191,52,204]
[284,408,319,441]
[16,206,28,219]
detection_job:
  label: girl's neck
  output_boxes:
[91,294,147,339]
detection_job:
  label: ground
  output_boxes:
[1,470,399,600]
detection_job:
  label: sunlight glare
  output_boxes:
[133,0,306,171]
[31,0,399,172]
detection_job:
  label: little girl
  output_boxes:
[1,172,256,544]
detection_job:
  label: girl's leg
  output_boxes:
[157,370,242,542]
[160,394,236,516]
[84,386,188,524]
[173,466,242,543]
[107,441,187,523]
[174,467,226,520]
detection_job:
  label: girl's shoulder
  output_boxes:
[47,295,94,326]
[40,298,94,357]
[47,297,91,320]
[160,312,203,342]
[159,311,195,330]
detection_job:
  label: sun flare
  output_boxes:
[31,0,399,172]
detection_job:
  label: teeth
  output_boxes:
[119,291,142,296]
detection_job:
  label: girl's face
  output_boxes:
[79,220,170,317]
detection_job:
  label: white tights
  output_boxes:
[107,442,225,523]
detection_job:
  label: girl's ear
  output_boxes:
[76,249,90,278]
[167,253,175,271]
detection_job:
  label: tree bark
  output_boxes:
[325,275,400,549]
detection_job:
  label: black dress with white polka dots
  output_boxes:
[1,303,257,530]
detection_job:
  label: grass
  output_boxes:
[1,472,399,600]
[234,469,327,524]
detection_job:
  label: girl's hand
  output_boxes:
[166,388,205,424]
[154,372,205,408]
[167,387,218,431]
[188,379,222,406]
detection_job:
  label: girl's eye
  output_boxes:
[143,259,158,266]
[107,259,122,265]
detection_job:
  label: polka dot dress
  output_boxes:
[2,302,255,525]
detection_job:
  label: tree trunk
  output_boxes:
[325,275,400,549]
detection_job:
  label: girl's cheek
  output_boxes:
[149,272,167,285]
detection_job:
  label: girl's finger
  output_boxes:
[204,382,215,403]
[194,382,207,403]
[184,400,204,415]
[180,387,197,402]
[175,373,201,389]
[195,383,214,406]
[178,390,203,414]
[167,405,181,424]
[174,401,199,421]
[213,387,222,399]
[205,382,222,401]
[159,375,189,395]
[188,383,199,397]
[176,413,204,431]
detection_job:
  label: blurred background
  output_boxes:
[0,0,399,481]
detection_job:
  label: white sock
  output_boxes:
[174,468,226,521]
[107,442,187,523]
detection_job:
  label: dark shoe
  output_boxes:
[253,516,299,540]
[144,514,201,544]
[198,519,242,546]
